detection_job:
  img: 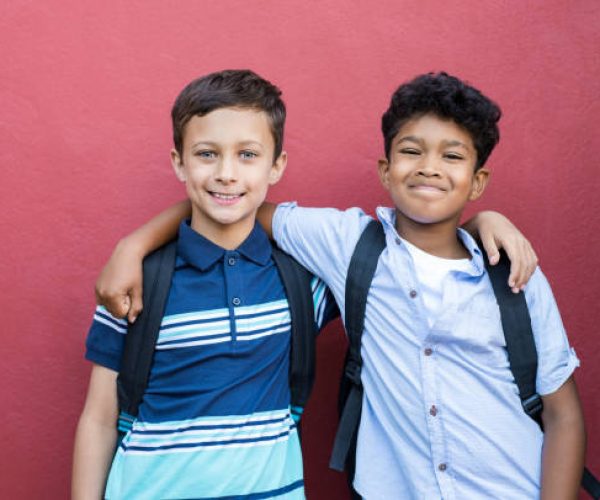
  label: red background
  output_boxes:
[1,1,598,498]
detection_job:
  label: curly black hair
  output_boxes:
[381,72,501,169]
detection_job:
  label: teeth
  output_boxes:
[212,193,240,200]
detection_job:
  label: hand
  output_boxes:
[465,211,538,292]
[95,238,144,322]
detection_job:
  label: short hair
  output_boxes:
[171,69,286,160]
[381,72,501,169]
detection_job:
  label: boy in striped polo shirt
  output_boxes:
[72,70,336,499]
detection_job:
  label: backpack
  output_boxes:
[330,219,600,499]
[115,239,317,440]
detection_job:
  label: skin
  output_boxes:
[73,107,286,498]
[540,377,586,500]
[170,108,286,250]
[72,365,118,500]
[378,114,490,259]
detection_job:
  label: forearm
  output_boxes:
[119,199,191,257]
[71,413,117,500]
[540,379,586,499]
[256,202,277,240]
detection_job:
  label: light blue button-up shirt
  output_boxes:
[273,203,579,500]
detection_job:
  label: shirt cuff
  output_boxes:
[537,347,580,396]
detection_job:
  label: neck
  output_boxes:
[189,214,255,250]
[394,210,470,260]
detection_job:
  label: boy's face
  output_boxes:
[378,113,489,228]
[171,107,286,243]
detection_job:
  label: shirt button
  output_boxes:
[232,297,241,306]
[424,348,433,356]
[228,257,236,266]
[409,290,418,298]
[438,463,447,472]
[395,237,401,245]
[429,405,438,417]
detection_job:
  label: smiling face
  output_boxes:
[171,107,286,248]
[378,113,489,231]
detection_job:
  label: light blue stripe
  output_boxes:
[106,430,303,498]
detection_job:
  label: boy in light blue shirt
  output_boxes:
[268,73,585,498]
[93,73,575,499]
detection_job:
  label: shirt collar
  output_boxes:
[177,220,272,271]
[375,206,485,276]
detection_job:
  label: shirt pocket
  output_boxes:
[453,298,509,366]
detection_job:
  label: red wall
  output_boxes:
[1,1,598,498]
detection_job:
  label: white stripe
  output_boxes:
[133,409,290,432]
[236,311,290,331]
[237,325,290,341]
[123,431,295,455]
[93,314,127,334]
[235,299,288,317]
[96,305,127,325]
[155,336,231,350]
[128,423,294,448]
[129,420,291,443]
[160,308,230,327]
[157,321,231,342]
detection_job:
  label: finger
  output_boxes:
[517,245,539,291]
[128,285,144,323]
[480,233,500,266]
[508,255,522,293]
[98,293,129,318]
[514,241,538,291]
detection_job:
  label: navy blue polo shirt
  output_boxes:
[86,220,336,499]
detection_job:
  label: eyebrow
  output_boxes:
[396,136,470,150]
[190,140,264,149]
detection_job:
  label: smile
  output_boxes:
[409,184,446,192]
[209,191,244,205]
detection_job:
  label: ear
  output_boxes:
[268,151,287,186]
[171,149,186,183]
[378,158,390,189]
[468,167,490,201]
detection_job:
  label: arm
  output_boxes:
[462,210,538,293]
[256,202,277,239]
[72,365,119,500]
[539,376,586,500]
[95,200,191,321]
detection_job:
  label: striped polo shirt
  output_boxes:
[85,221,336,499]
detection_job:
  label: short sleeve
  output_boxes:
[85,305,127,372]
[524,268,580,396]
[272,202,372,295]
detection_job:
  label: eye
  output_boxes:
[240,150,258,160]
[195,150,217,159]
[399,148,421,156]
[443,152,464,161]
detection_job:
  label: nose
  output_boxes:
[215,156,237,184]
[416,155,441,177]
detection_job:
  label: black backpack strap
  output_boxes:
[116,240,177,428]
[330,219,386,472]
[582,468,600,500]
[483,249,543,426]
[271,246,317,422]
[484,249,600,498]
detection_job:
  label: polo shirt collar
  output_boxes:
[376,206,486,276]
[177,220,272,271]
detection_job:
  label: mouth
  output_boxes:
[408,184,446,193]
[208,191,245,205]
